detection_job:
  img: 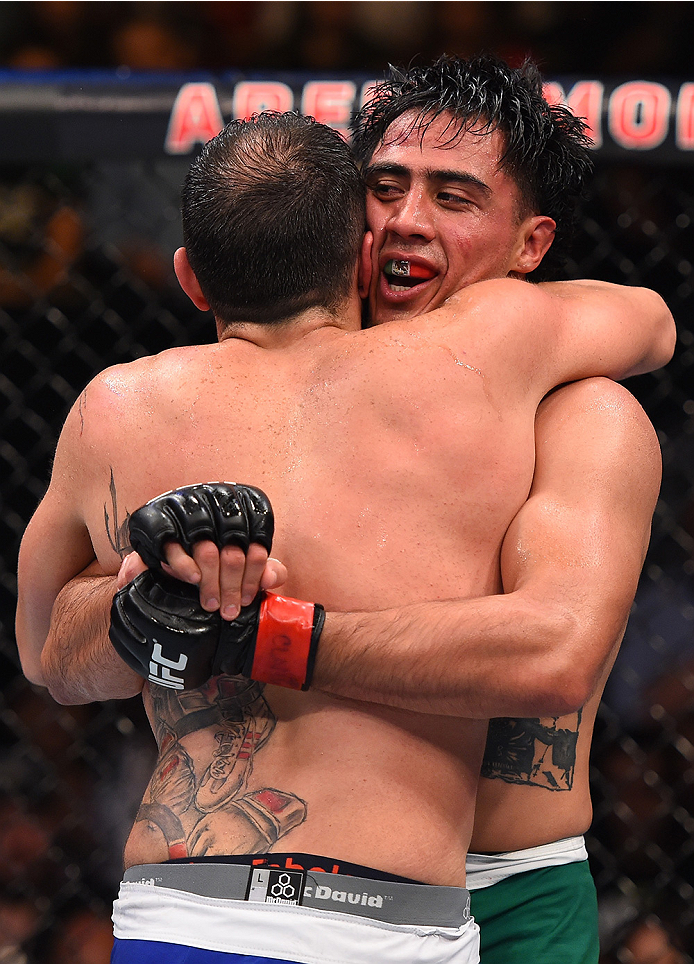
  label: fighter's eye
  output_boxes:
[368,181,403,200]
[438,191,473,206]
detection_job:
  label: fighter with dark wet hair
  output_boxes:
[352,54,592,285]
[348,54,629,963]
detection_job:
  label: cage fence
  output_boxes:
[0,153,693,961]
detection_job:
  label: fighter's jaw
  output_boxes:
[372,269,441,323]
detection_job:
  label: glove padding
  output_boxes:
[128,483,274,570]
[109,568,324,691]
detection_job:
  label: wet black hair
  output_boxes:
[351,54,593,279]
[182,112,365,325]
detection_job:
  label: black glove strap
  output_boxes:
[303,604,325,690]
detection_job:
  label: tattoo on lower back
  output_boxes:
[480,711,582,791]
[104,468,131,557]
[134,677,307,859]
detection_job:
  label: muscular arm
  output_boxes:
[16,363,285,705]
[453,278,675,390]
[40,380,660,716]
[41,561,144,703]
[15,388,145,701]
[23,368,662,715]
[540,278,675,380]
[314,378,662,718]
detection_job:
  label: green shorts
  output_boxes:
[469,860,599,964]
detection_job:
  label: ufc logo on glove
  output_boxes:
[109,483,324,692]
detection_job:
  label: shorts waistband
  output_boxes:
[465,835,588,891]
[167,852,420,884]
[124,861,470,928]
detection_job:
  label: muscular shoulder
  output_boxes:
[55,347,206,482]
[503,376,661,607]
[87,346,202,403]
[538,378,659,448]
[77,346,205,430]
[535,377,662,506]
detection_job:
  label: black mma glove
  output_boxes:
[109,569,324,691]
[128,482,274,569]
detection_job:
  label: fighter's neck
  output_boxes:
[216,300,362,350]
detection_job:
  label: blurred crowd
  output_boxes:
[0,1,693,77]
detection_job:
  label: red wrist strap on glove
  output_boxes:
[251,593,323,690]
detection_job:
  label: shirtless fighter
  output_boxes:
[112,55,672,961]
[16,108,673,964]
[349,55,660,962]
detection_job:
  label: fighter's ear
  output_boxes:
[358,231,373,299]
[174,247,211,311]
[511,216,556,276]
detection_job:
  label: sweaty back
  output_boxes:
[76,300,551,882]
[87,315,537,612]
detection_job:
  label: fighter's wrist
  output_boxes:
[246,592,324,691]
[110,573,324,692]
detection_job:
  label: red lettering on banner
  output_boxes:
[165,83,224,154]
[542,81,603,147]
[542,82,564,107]
[301,81,356,134]
[608,82,671,150]
[566,81,603,147]
[676,84,694,149]
[233,82,294,120]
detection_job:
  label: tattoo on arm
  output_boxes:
[104,468,131,558]
[480,711,582,791]
[78,389,86,435]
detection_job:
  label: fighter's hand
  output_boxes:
[116,548,288,616]
[109,572,324,692]
[126,483,283,618]
[117,551,148,588]
[161,541,288,619]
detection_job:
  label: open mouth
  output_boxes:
[383,259,437,292]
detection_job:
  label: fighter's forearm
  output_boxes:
[313,594,609,719]
[41,574,144,704]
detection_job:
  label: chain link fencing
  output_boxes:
[0,155,692,961]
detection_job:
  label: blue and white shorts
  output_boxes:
[111,860,479,964]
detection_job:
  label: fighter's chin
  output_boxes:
[372,284,436,324]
